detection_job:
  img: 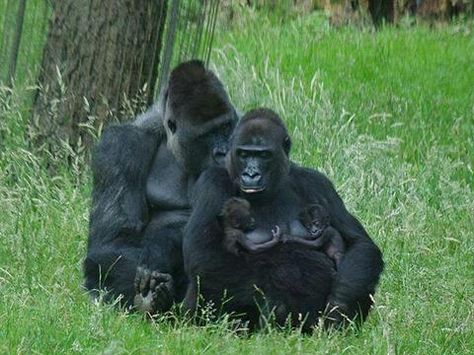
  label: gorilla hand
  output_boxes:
[133,267,174,315]
[271,225,281,239]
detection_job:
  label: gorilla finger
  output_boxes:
[134,266,145,292]
[150,277,157,290]
[155,288,172,310]
[134,276,140,293]
[159,275,174,290]
[139,270,151,296]
[156,272,172,283]
[156,283,173,303]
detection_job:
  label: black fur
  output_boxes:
[183,108,383,330]
[84,60,238,311]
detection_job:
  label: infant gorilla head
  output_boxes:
[299,203,330,236]
[218,197,282,255]
[220,197,255,232]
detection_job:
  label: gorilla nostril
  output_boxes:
[244,171,260,179]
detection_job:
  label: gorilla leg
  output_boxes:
[84,243,141,307]
[133,218,188,313]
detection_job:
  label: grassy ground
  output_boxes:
[1,11,473,354]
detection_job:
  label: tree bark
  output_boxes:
[32,0,167,153]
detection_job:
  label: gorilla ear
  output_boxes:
[283,136,291,156]
[167,119,177,134]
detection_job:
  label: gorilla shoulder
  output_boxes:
[289,163,339,203]
[92,123,159,183]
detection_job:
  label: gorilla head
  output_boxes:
[163,60,238,175]
[219,197,256,232]
[226,108,291,197]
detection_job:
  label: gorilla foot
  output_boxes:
[133,267,174,315]
[323,301,350,329]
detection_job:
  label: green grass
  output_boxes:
[0,0,50,84]
[1,11,473,354]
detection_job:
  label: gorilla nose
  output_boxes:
[240,169,264,193]
[212,147,227,166]
[242,171,261,183]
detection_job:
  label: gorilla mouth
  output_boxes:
[240,185,266,193]
[240,172,265,194]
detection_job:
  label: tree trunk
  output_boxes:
[368,0,395,26]
[32,0,167,153]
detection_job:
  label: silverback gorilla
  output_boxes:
[84,61,238,313]
[183,108,383,330]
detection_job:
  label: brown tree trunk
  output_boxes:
[32,0,167,153]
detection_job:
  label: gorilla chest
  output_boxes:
[146,143,192,211]
[246,194,308,242]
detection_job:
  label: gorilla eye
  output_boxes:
[221,122,232,134]
[260,151,272,159]
[167,120,177,134]
[237,149,249,158]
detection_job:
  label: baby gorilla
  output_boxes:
[296,204,346,268]
[220,198,345,268]
[219,197,281,255]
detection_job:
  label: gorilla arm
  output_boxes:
[292,166,384,323]
[85,106,163,306]
[181,167,235,312]
[184,167,234,248]
[183,169,235,266]
[225,228,282,255]
[89,104,164,245]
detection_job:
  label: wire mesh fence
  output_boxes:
[157,0,220,98]
[0,0,220,99]
[0,0,50,86]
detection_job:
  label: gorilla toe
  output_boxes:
[133,267,174,315]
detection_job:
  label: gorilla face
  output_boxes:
[162,61,238,175]
[165,108,236,175]
[227,108,291,197]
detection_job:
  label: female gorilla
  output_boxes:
[183,108,384,330]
